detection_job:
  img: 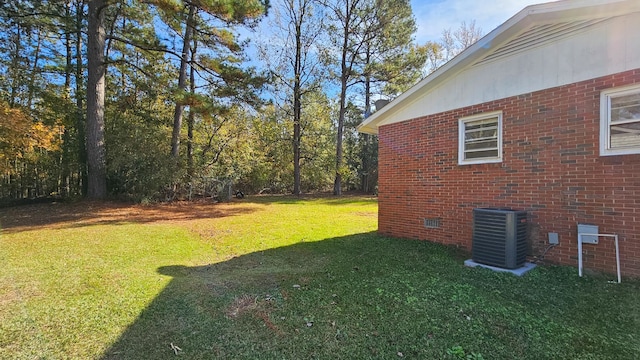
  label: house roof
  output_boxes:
[357,0,640,135]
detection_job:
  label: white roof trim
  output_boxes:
[357,0,640,135]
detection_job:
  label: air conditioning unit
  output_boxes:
[472,208,528,269]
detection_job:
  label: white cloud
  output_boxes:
[410,0,553,44]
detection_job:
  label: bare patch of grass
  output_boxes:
[226,295,259,319]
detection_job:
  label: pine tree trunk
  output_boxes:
[333,21,350,196]
[293,19,302,195]
[76,0,88,196]
[187,39,197,177]
[362,52,371,193]
[26,29,42,110]
[86,0,107,198]
[9,24,21,108]
[61,3,73,196]
[333,116,344,195]
[171,5,196,159]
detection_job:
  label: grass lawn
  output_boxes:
[1,196,639,359]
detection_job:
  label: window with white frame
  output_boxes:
[458,111,502,165]
[600,84,640,156]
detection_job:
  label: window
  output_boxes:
[601,84,640,156]
[458,111,502,165]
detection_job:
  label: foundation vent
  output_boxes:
[423,218,441,228]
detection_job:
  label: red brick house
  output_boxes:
[358,0,640,277]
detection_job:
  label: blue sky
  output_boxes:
[410,0,552,44]
[246,1,552,60]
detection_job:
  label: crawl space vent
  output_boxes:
[424,218,441,228]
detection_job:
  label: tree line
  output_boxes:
[0,0,481,202]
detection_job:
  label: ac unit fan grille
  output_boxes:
[472,208,527,269]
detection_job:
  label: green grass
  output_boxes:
[1,196,639,359]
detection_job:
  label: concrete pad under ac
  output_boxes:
[464,259,537,276]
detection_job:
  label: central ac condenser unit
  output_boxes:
[472,208,528,269]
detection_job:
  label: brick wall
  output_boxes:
[378,69,640,278]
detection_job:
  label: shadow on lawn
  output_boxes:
[99,231,640,360]
[0,199,258,234]
[100,231,416,359]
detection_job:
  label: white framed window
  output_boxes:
[458,111,503,165]
[600,84,640,156]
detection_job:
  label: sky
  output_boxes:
[409,0,554,44]
[245,0,554,63]
[241,0,555,100]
